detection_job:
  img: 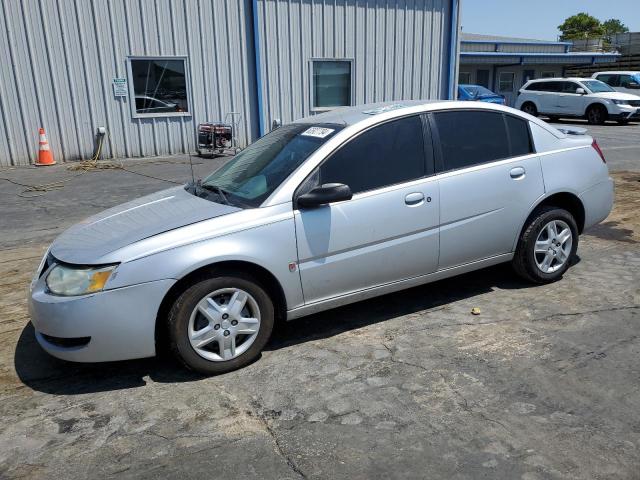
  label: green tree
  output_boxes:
[602,18,629,43]
[558,13,604,40]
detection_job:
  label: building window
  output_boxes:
[498,72,515,92]
[541,72,556,78]
[127,57,190,117]
[458,72,471,84]
[311,60,352,110]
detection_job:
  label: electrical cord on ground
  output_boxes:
[0,132,192,197]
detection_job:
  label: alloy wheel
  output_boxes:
[534,220,573,274]
[188,288,261,361]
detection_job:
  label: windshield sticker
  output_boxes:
[301,127,335,138]
[362,104,406,115]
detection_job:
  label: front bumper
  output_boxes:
[29,277,176,362]
[608,105,640,120]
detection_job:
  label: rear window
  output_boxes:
[433,111,533,171]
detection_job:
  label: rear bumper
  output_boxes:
[29,278,175,362]
[580,177,615,230]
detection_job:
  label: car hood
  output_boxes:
[594,91,640,100]
[51,186,241,264]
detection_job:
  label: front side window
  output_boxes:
[202,124,343,207]
[581,80,615,93]
[312,60,352,110]
[499,72,515,92]
[433,111,532,171]
[315,116,427,194]
[596,74,617,86]
[561,82,580,94]
[129,58,190,116]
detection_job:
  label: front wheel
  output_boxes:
[168,275,275,374]
[513,207,578,284]
[586,105,607,125]
[521,102,538,117]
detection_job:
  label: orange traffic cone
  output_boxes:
[35,128,56,166]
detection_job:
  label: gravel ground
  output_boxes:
[0,126,639,479]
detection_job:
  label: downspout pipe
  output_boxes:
[447,0,461,100]
[251,0,265,136]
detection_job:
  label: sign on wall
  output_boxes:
[112,78,128,97]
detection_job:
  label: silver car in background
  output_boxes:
[29,101,614,374]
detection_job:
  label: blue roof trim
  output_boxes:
[461,52,619,58]
[462,39,572,46]
[251,0,265,137]
[447,0,460,100]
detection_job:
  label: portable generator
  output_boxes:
[197,122,233,156]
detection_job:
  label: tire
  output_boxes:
[521,102,538,117]
[168,274,275,375]
[512,207,579,284]
[586,104,607,125]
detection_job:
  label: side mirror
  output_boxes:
[297,183,352,209]
[575,88,586,95]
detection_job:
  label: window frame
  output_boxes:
[428,109,536,175]
[293,114,436,206]
[309,58,355,113]
[126,55,193,119]
[458,71,472,85]
[498,71,515,92]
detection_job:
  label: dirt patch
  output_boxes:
[585,172,640,243]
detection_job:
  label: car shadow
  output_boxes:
[14,262,564,395]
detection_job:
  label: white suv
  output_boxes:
[515,78,640,125]
[592,71,640,96]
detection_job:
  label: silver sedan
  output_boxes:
[29,101,614,374]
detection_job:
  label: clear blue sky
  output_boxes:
[461,0,640,41]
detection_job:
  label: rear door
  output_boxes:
[557,81,586,115]
[294,115,440,304]
[430,110,544,269]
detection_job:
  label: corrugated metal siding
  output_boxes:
[255,0,451,128]
[0,0,258,166]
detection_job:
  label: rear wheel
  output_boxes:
[168,275,275,375]
[513,207,578,284]
[586,104,607,125]
[521,102,538,117]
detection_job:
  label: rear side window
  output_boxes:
[596,74,617,86]
[432,111,532,171]
[505,115,534,157]
[318,115,427,194]
[528,81,561,93]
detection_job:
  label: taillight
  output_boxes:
[591,139,606,163]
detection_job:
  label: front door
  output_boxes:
[556,81,586,115]
[430,110,545,268]
[294,115,440,304]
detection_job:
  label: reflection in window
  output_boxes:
[312,60,352,109]
[130,58,189,115]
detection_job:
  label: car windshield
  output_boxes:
[633,74,640,84]
[200,123,343,207]
[461,85,496,98]
[582,80,615,93]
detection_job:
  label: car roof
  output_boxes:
[594,71,640,75]
[527,77,594,82]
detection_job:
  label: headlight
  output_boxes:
[612,99,629,106]
[46,264,116,296]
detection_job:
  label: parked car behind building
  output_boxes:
[457,84,505,104]
[592,71,640,96]
[516,78,640,124]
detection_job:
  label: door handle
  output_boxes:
[405,192,425,206]
[510,167,526,179]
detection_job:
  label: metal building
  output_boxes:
[0,0,460,167]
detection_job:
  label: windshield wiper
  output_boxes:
[200,183,231,205]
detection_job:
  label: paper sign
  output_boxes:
[112,78,128,97]
[301,127,335,138]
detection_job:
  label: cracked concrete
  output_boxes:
[0,151,639,479]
